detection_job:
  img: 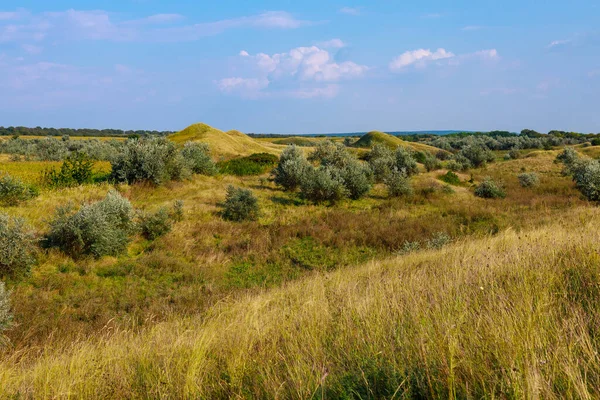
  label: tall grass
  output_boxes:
[1,208,599,398]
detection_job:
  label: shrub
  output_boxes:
[0,214,36,277]
[474,177,506,199]
[222,186,260,221]
[394,147,419,176]
[556,147,579,170]
[0,281,11,336]
[309,141,353,168]
[459,144,495,167]
[439,171,461,185]
[46,190,135,258]
[423,153,442,172]
[507,148,521,160]
[435,150,452,160]
[367,144,395,183]
[384,168,413,197]
[300,166,347,203]
[399,241,421,254]
[273,145,310,191]
[170,200,184,222]
[591,138,600,146]
[0,174,39,206]
[42,152,95,188]
[450,154,472,171]
[518,172,540,188]
[218,153,278,176]
[340,161,372,200]
[180,142,217,175]
[426,232,451,249]
[139,207,172,240]
[569,159,600,201]
[110,138,190,185]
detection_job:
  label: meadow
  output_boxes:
[0,124,598,398]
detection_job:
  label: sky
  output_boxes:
[0,1,599,134]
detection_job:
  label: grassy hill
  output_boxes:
[353,131,444,154]
[1,206,598,398]
[169,123,283,158]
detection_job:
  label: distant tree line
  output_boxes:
[0,126,174,138]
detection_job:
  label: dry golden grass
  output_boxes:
[169,123,284,159]
[1,206,599,398]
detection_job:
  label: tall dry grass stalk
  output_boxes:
[1,208,599,398]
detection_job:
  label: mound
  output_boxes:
[169,123,282,158]
[353,131,446,154]
[271,137,318,147]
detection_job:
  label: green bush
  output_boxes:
[394,147,419,176]
[367,144,395,183]
[474,177,506,199]
[518,172,540,188]
[110,138,190,185]
[218,153,278,176]
[0,174,39,206]
[426,232,451,249]
[0,281,11,337]
[569,159,600,201]
[591,138,600,146]
[273,145,310,191]
[222,186,260,221]
[139,207,172,240]
[46,190,135,258]
[309,141,353,168]
[180,142,217,175]
[340,160,373,200]
[423,153,442,172]
[300,166,347,203]
[384,168,413,197]
[459,144,495,167]
[439,171,461,185]
[42,152,95,188]
[0,214,36,277]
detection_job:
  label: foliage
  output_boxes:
[366,144,395,183]
[423,152,442,171]
[180,142,217,175]
[218,153,278,176]
[506,148,521,160]
[426,232,451,249]
[0,174,39,206]
[45,190,135,258]
[384,168,413,197]
[139,207,173,240]
[0,281,11,336]
[170,200,184,222]
[394,147,419,176]
[222,186,260,221]
[438,171,461,185]
[569,160,600,201]
[110,138,190,185]
[340,160,373,200]
[272,145,310,191]
[0,126,173,138]
[300,166,347,203]
[308,140,353,168]
[518,172,540,188]
[0,214,36,277]
[474,177,506,199]
[42,152,95,188]
[459,144,495,167]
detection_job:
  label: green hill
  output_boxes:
[353,131,445,154]
[169,123,283,159]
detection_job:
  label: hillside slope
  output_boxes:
[2,207,599,398]
[354,130,444,154]
[169,123,283,158]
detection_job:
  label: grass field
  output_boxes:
[0,132,598,398]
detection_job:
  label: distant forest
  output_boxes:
[0,126,175,138]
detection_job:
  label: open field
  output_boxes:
[0,126,599,398]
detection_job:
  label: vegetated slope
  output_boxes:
[169,123,283,158]
[353,130,443,154]
[2,207,600,398]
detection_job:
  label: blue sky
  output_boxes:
[0,1,599,133]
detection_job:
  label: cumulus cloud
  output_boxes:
[0,9,309,44]
[389,48,454,70]
[218,45,368,98]
[339,7,361,16]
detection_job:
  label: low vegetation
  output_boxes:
[0,214,36,277]
[222,185,260,221]
[0,174,39,206]
[474,177,506,199]
[217,153,278,176]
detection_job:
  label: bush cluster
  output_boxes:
[384,168,413,197]
[139,207,173,240]
[439,171,461,185]
[0,174,39,206]
[222,186,260,221]
[272,145,310,191]
[518,172,540,188]
[218,153,278,176]
[0,136,124,161]
[300,167,348,203]
[42,152,95,188]
[45,190,135,258]
[474,177,506,199]
[180,142,218,175]
[0,214,36,277]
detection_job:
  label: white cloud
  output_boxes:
[339,7,361,16]
[318,38,346,48]
[389,48,454,71]
[472,49,499,59]
[219,45,368,99]
[0,9,309,44]
[547,39,571,48]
